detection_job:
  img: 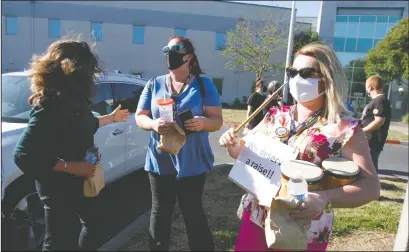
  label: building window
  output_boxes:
[334,23,347,37]
[336,16,348,22]
[346,23,358,38]
[212,78,223,95]
[175,29,186,37]
[373,39,382,48]
[215,33,226,51]
[359,16,376,23]
[348,16,359,22]
[6,17,17,35]
[345,38,357,52]
[374,23,387,39]
[376,16,388,23]
[356,38,373,53]
[333,37,345,52]
[358,22,375,38]
[389,16,402,23]
[91,22,103,41]
[133,26,144,44]
[48,19,60,38]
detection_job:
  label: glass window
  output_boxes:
[175,29,186,37]
[1,75,31,121]
[215,33,226,51]
[351,82,366,98]
[91,22,103,41]
[346,23,358,38]
[336,16,348,22]
[352,67,367,83]
[389,16,402,23]
[374,23,387,39]
[345,38,357,52]
[48,19,60,38]
[90,83,114,116]
[376,16,388,23]
[360,16,376,22]
[212,78,223,95]
[348,16,359,22]
[345,68,354,81]
[356,38,373,53]
[373,39,382,48]
[333,37,345,52]
[6,17,17,35]
[386,23,396,34]
[112,83,144,113]
[334,22,347,37]
[133,26,145,44]
[358,22,375,38]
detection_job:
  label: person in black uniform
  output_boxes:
[13,39,130,251]
[361,75,391,172]
[244,78,266,134]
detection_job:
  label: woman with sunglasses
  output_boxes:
[135,36,222,251]
[219,42,380,251]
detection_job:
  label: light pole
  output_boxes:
[282,1,296,105]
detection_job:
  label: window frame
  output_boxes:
[91,22,103,41]
[6,16,18,35]
[90,82,115,116]
[48,19,61,38]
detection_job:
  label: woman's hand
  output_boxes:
[219,127,244,159]
[68,161,96,178]
[111,104,131,122]
[184,116,205,131]
[153,119,174,135]
[289,191,329,222]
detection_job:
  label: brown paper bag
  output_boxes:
[84,164,105,197]
[265,196,310,250]
[157,123,186,154]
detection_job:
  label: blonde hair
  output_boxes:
[366,75,384,90]
[295,42,350,123]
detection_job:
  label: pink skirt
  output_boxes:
[235,210,329,251]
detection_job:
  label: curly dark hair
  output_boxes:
[27,38,104,108]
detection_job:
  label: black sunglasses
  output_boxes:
[162,44,186,55]
[286,67,320,79]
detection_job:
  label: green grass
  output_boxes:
[388,129,409,141]
[121,166,407,251]
[222,108,247,125]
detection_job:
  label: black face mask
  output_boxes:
[166,51,187,70]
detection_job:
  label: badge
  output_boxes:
[373,109,379,115]
[275,127,289,138]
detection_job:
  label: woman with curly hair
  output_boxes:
[13,38,130,251]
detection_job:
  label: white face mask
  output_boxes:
[289,75,324,103]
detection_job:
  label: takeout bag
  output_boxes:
[157,123,186,154]
[265,196,309,250]
[84,163,105,197]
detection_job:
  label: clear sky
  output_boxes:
[235,1,322,17]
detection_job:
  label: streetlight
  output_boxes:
[282,1,296,105]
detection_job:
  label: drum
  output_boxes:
[279,160,324,197]
[321,156,360,189]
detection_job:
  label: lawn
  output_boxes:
[387,129,409,141]
[121,166,407,251]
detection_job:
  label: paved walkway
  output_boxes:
[390,121,409,135]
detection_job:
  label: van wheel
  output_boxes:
[3,192,45,251]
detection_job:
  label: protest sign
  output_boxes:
[228,132,297,206]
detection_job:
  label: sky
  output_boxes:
[236,1,322,17]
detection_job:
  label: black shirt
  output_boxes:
[361,94,391,151]
[263,96,280,116]
[13,101,99,199]
[247,92,266,129]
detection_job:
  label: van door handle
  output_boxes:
[112,129,124,136]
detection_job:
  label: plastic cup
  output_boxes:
[156,98,174,122]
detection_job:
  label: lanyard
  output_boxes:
[168,74,190,120]
[285,106,323,143]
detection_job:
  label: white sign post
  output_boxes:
[228,133,297,206]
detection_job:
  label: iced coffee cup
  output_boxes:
[156,98,174,122]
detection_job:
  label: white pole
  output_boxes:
[282,1,296,104]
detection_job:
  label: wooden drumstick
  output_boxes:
[233,81,288,135]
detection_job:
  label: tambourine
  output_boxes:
[321,156,360,189]
[279,160,324,197]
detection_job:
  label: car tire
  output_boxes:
[2,179,45,251]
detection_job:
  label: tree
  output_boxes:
[365,17,408,85]
[292,27,320,58]
[222,16,288,82]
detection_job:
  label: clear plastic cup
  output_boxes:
[156,98,174,122]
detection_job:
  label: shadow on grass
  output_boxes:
[377,195,404,204]
[380,181,406,192]
[378,173,409,183]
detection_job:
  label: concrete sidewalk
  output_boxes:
[390,121,408,135]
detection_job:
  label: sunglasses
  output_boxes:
[286,67,320,79]
[162,44,186,54]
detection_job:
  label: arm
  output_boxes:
[98,114,115,127]
[97,104,130,128]
[247,105,252,118]
[362,116,385,134]
[324,126,380,208]
[201,106,223,132]
[135,109,156,131]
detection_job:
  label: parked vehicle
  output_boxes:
[1,71,150,250]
